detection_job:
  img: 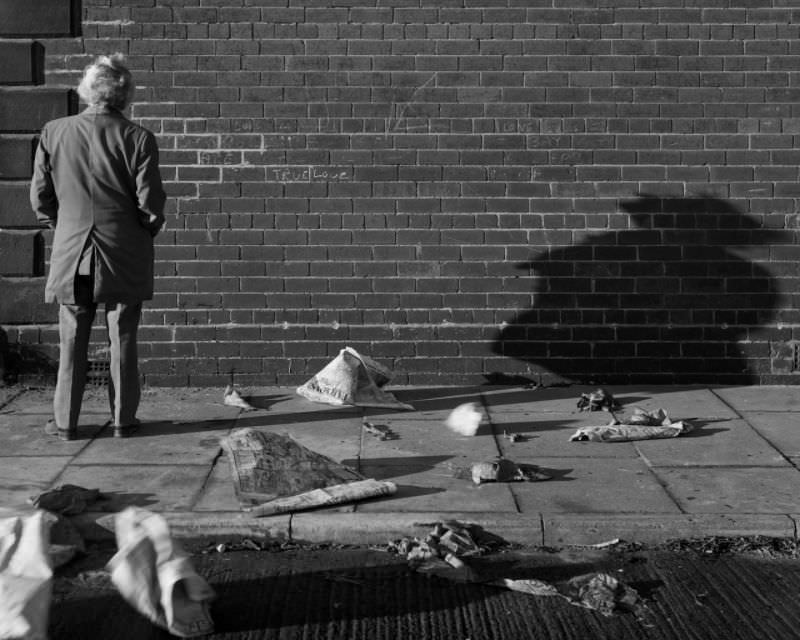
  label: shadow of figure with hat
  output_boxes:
[492,195,785,384]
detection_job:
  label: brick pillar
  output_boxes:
[0,0,79,380]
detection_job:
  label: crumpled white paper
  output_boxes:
[445,402,483,436]
[0,510,52,640]
[107,507,215,638]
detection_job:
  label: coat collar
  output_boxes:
[82,104,123,116]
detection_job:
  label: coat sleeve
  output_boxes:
[135,131,167,237]
[30,126,58,229]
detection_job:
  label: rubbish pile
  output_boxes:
[387,521,645,617]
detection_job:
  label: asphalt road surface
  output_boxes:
[50,538,800,640]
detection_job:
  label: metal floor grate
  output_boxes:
[86,360,110,386]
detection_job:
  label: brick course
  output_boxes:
[2,0,800,385]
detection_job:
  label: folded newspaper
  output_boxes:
[570,408,692,442]
[297,346,413,410]
[247,478,397,517]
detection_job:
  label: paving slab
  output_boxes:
[236,413,362,463]
[491,412,641,458]
[0,456,72,508]
[246,388,361,416]
[713,385,800,412]
[657,466,800,513]
[482,386,598,414]
[512,457,682,514]
[356,463,518,513]
[55,463,210,512]
[0,410,106,456]
[611,386,738,420]
[370,386,486,421]
[737,412,800,458]
[190,456,239,512]
[635,418,789,467]
[71,419,232,465]
[360,417,500,467]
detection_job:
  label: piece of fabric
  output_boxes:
[0,511,52,640]
[30,105,166,305]
[107,508,214,638]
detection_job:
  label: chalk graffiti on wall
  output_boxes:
[266,166,352,183]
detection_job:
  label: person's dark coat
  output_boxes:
[30,105,166,304]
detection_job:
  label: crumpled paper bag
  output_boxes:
[106,508,214,638]
[0,510,52,640]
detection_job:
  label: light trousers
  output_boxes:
[54,276,142,430]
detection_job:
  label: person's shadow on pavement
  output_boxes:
[493,196,784,384]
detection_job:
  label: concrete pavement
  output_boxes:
[1,383,799,546]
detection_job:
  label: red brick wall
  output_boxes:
[5,1,800,386]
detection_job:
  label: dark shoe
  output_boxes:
[45,419,77,441]
[113,418,141,438]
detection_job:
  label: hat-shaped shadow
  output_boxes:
[492,195,787,384]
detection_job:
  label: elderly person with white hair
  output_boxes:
[30,54,166,440]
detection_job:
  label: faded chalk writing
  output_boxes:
[266,166,352,183]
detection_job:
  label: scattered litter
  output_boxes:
[67,570,115,592]
[363,420,396,441]
[570,408,693,442]
[445,402,483,436]
[503,430,523,443]
[470,458,552,485]
[223,385,256,411]
[107,507,215,638]
[297,346,413,410]
[577,388,620,414]
[247,478,397,517]
[220,428,365,507]
[215,543,227,554]
[240,538,261,551]
[0,510,52,640]
[29,484,104,516]
[586,538,622,549]
[494,572,643,617]
[386,521,508,562]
